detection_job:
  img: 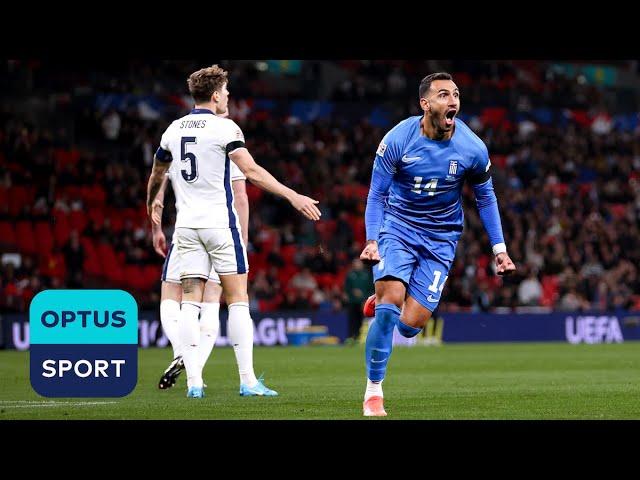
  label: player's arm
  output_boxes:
[361,138,398,265]
[147,137,172,257]
[150,174,169,258]
[151,174,169,226]
[147,136,173,216]
[469,148,516,276]
[230,147,321,221]
[232,179,249,245]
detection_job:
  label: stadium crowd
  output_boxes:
[1,60,639,313]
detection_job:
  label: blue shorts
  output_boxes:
[373,218,457,312]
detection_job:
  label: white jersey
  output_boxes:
[166,157,245,192]
[157,108,247,229]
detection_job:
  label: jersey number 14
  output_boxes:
[411,177,438,195]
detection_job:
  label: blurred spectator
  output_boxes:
[62,230,85,288]
[101,109,121,141]
[517,267,543,306]
[289,267,318,292]
[343,258,373,343]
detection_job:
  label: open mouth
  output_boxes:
[444,109,457,127]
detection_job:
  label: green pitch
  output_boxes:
[2,342,640,419]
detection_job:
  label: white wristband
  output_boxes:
[492,243,507,255]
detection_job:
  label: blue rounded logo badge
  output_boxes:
[29,290,138,397]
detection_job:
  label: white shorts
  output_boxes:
[161,243,223,284]
[164,227,248,282]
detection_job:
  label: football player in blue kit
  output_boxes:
[359,72,516,416]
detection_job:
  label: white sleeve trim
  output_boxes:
[228,146,248,155]
[492,243,507,255]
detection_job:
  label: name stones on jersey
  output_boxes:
[180,119,207,129]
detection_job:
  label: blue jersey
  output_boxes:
[373,116,491,241]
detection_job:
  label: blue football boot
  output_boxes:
[239,374,278,397]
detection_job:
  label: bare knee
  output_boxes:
[219,274,249,305]
[203,281,223,303]
[161,281,182,302]
[181,277,205,302]
[226,293,249,305]
[375,279,405,308]
[401,296,433,329]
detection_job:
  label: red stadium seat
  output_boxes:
[81,185,106,207]
[33,221,54,254]
[88,207,105,227]
[280,244,298,265]
[123,264,146,290]
[143,264,161,290]
[102,260,124,284]
[83,253,102,277]
[8,186,30,216]
[0,187,8,216]
[53,212,71,247]
[278,264,299,287]
[246,183,263,204]
[316,273,336,289]
[53,148,80,169]
[15,221,37,255]
[80,237,101,276]
[0,221,17,249]
[97,243,123,283]
[349,215,366,244]
[69,210,88,232]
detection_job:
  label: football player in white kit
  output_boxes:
[146,65,321,398]
[150,158,249,392]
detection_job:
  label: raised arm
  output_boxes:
[230,147,321,221]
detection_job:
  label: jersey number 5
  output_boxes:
[181,136,198,183]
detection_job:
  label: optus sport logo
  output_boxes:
[29,290,138,397]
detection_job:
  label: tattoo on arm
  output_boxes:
[147,158,170,211]
[156,175,169,204]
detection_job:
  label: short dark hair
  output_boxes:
[419,72,453,99]
[187,65,228,104]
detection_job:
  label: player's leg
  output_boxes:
[363,278,405,417]
[402,237,456,334]
[198,275,222,377]
[218,273,275,396]
[157,242,186,389]
[398,296,432,334]
[175,227,209,398]
[363,227,416,416]
[158,278,185,389]
[209,226,277,396]
[160,281,183,359]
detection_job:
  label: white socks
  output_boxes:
[180,301,202,388]
[160,299,182,358]
[198,302,220,372]
[227,302,258,387]
[365,379,383,401]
